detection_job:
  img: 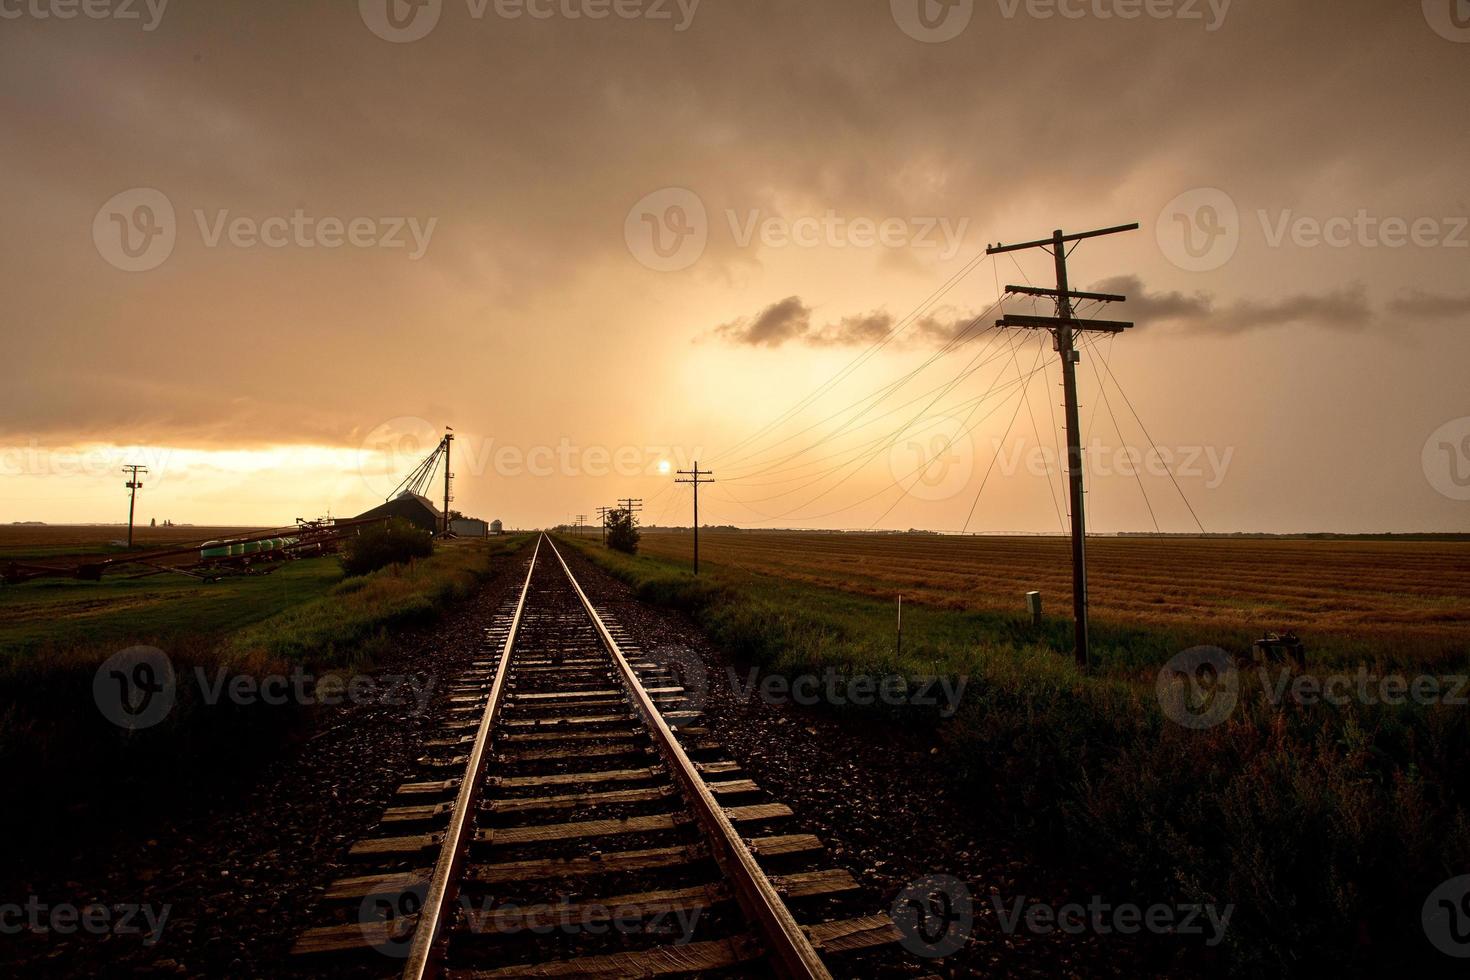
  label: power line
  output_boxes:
[723,323,1018,488]
[718,351,1053,525]
[710,251,998,467]
[1084,332,1207,534]
[717,300,1004,476]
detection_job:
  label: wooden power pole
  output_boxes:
[122,464,148,549]
[986,223,1138,668]
[596,505,610,545]
[675,463,714,575]
[617,498,643,527]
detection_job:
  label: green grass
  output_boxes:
[562,536,1470,978]
[0,535,531,853]
[0,559,344,657]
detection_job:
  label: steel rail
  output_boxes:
[544,534,833,980]
[402,534,543,980]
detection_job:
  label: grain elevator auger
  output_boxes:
[386,427,455,535]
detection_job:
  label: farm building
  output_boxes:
[450,518,489,538]
[344,492,443,534]
[490,520,504,535]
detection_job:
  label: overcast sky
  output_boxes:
[2,0,1468,532]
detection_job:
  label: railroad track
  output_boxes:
[292,533,901,978]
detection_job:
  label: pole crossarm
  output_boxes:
[997,313,1134,333]
[986,222,1140,255]
[1004,284,1128,304]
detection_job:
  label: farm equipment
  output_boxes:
[1250,631,1307,672]
[1,517,387,586]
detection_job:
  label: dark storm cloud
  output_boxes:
[1092,276,1374,333]
[711,298,975,348]
[713,296,812,347]
[1386,290,1470,319]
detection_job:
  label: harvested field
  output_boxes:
[637,530,1470,660]
[0,524,266,559]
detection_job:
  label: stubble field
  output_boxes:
[637,529,1470,666]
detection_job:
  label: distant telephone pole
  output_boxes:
[575,514,588,537]
[617,498,643,527]
[122,464,148,548]
[675,462,714,575]
[596,506,610,545]
[987,222,1138,669]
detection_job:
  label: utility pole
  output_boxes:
[575,514,588,537]
[596,505,610,545]
[122,464,148,548]
[442,429,455,535]
[617,498,643,527]
[986,222,1138,669]
[675,463,714,575]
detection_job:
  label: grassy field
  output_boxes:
[636,530,1470,670]
[564,533,1470,977]
[0,534,531,851]
[0,558,342,656]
